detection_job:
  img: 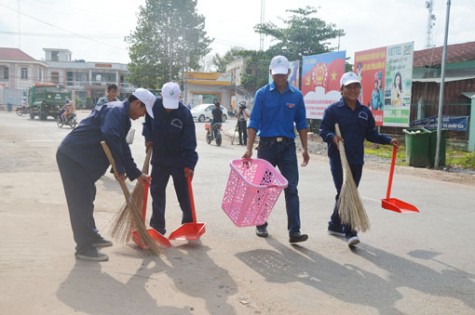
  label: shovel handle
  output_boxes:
[185,169,197,224]
[386,146,398,199]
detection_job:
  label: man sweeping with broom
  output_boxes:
[320,72,399,247]
[56,88,156,261]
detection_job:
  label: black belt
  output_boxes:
[260,136,294,143]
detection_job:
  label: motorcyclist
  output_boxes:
[59,99,75,123]
[211,100,223,138]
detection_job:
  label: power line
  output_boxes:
[0,3,123,50]
[0,31,126,40]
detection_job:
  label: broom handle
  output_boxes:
[185,170,197,223]
[142,146,152,174]
[141,180,149,224]
[386,146,398,199]
[139,147,152,223]
[100,141,132,203]
[334,123,346,156]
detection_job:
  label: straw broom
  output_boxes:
[109,147,152,243]
[101,141,160,255]
[335,123,370,232]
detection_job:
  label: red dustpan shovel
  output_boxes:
[132,180,172,248]
[168,171,206,241]
[381,146,419,213]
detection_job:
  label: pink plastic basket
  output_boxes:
[222,158,288,227]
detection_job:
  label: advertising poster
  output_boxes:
[301,51,346,119]
[383,42,414,127]
[288,60,300,89]
[268,60,300,89]
[354,47,386,126]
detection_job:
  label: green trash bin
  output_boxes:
[428,129,447,167]
[403,128,431,167]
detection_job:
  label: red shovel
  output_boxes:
[168,170,206,241]
[381,146,419,213]
[132,180,172,248]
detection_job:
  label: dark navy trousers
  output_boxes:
[329,157,363,226]
[149,166,192,234]
[56,150,98,252]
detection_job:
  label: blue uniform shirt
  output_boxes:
[319,98,391,165]
[58,100,141,181]
[143,98,198,170]
[248,82,307,138]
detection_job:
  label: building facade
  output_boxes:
[0,47,134,108]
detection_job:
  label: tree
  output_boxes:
[211,47,246,72]
[126,0,212,88]
[239,50,273,95]
[254,6,344,62]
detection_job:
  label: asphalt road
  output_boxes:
[0,110,474,315]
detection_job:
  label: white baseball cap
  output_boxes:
[340,72,361,87]
[161,82,181,109]
[269,55,290,75]
[132,88,156,118]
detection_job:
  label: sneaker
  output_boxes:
[75,247,109,262]
[328,222,345,237]
[289,232,308,243]
[255,225,268,238]
[92,235,113,248]
[346,231,360,247]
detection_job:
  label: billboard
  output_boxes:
[354,42,414,127]
[383,42,414,127]
[301,51,346,119]
[354,47,386,126]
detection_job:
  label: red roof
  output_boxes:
[413,41,475,68]
[0,47,37,62]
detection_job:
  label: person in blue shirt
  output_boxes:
[142,82,198,236]
[243,55,310,243]
[56,88,156,261]
[319,72,399,247]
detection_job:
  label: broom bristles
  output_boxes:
[110,182,144,243]
[109,147,152,243]
[101,142,160,254]
[335,123,370,232]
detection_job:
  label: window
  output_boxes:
[1,66,8,79]
[51,71,59,84]
[21,67,28,79]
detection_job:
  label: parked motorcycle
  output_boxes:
[205,122,222,146]
[57,112,78,128]
[16,105,29,116]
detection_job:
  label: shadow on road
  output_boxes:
[57,242,238,314]
[236,237,475,314]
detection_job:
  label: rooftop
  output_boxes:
[0,47,37,62]
[413,41,475,68]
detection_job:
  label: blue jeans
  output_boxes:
[257,138,301,235]
[329,156,363,229]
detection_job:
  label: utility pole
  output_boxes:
[435,0,451,169]
[425,0,436,48]
[259,0,265,51]
[168,17,172,81]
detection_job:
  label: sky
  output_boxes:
[1,0,474,66]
